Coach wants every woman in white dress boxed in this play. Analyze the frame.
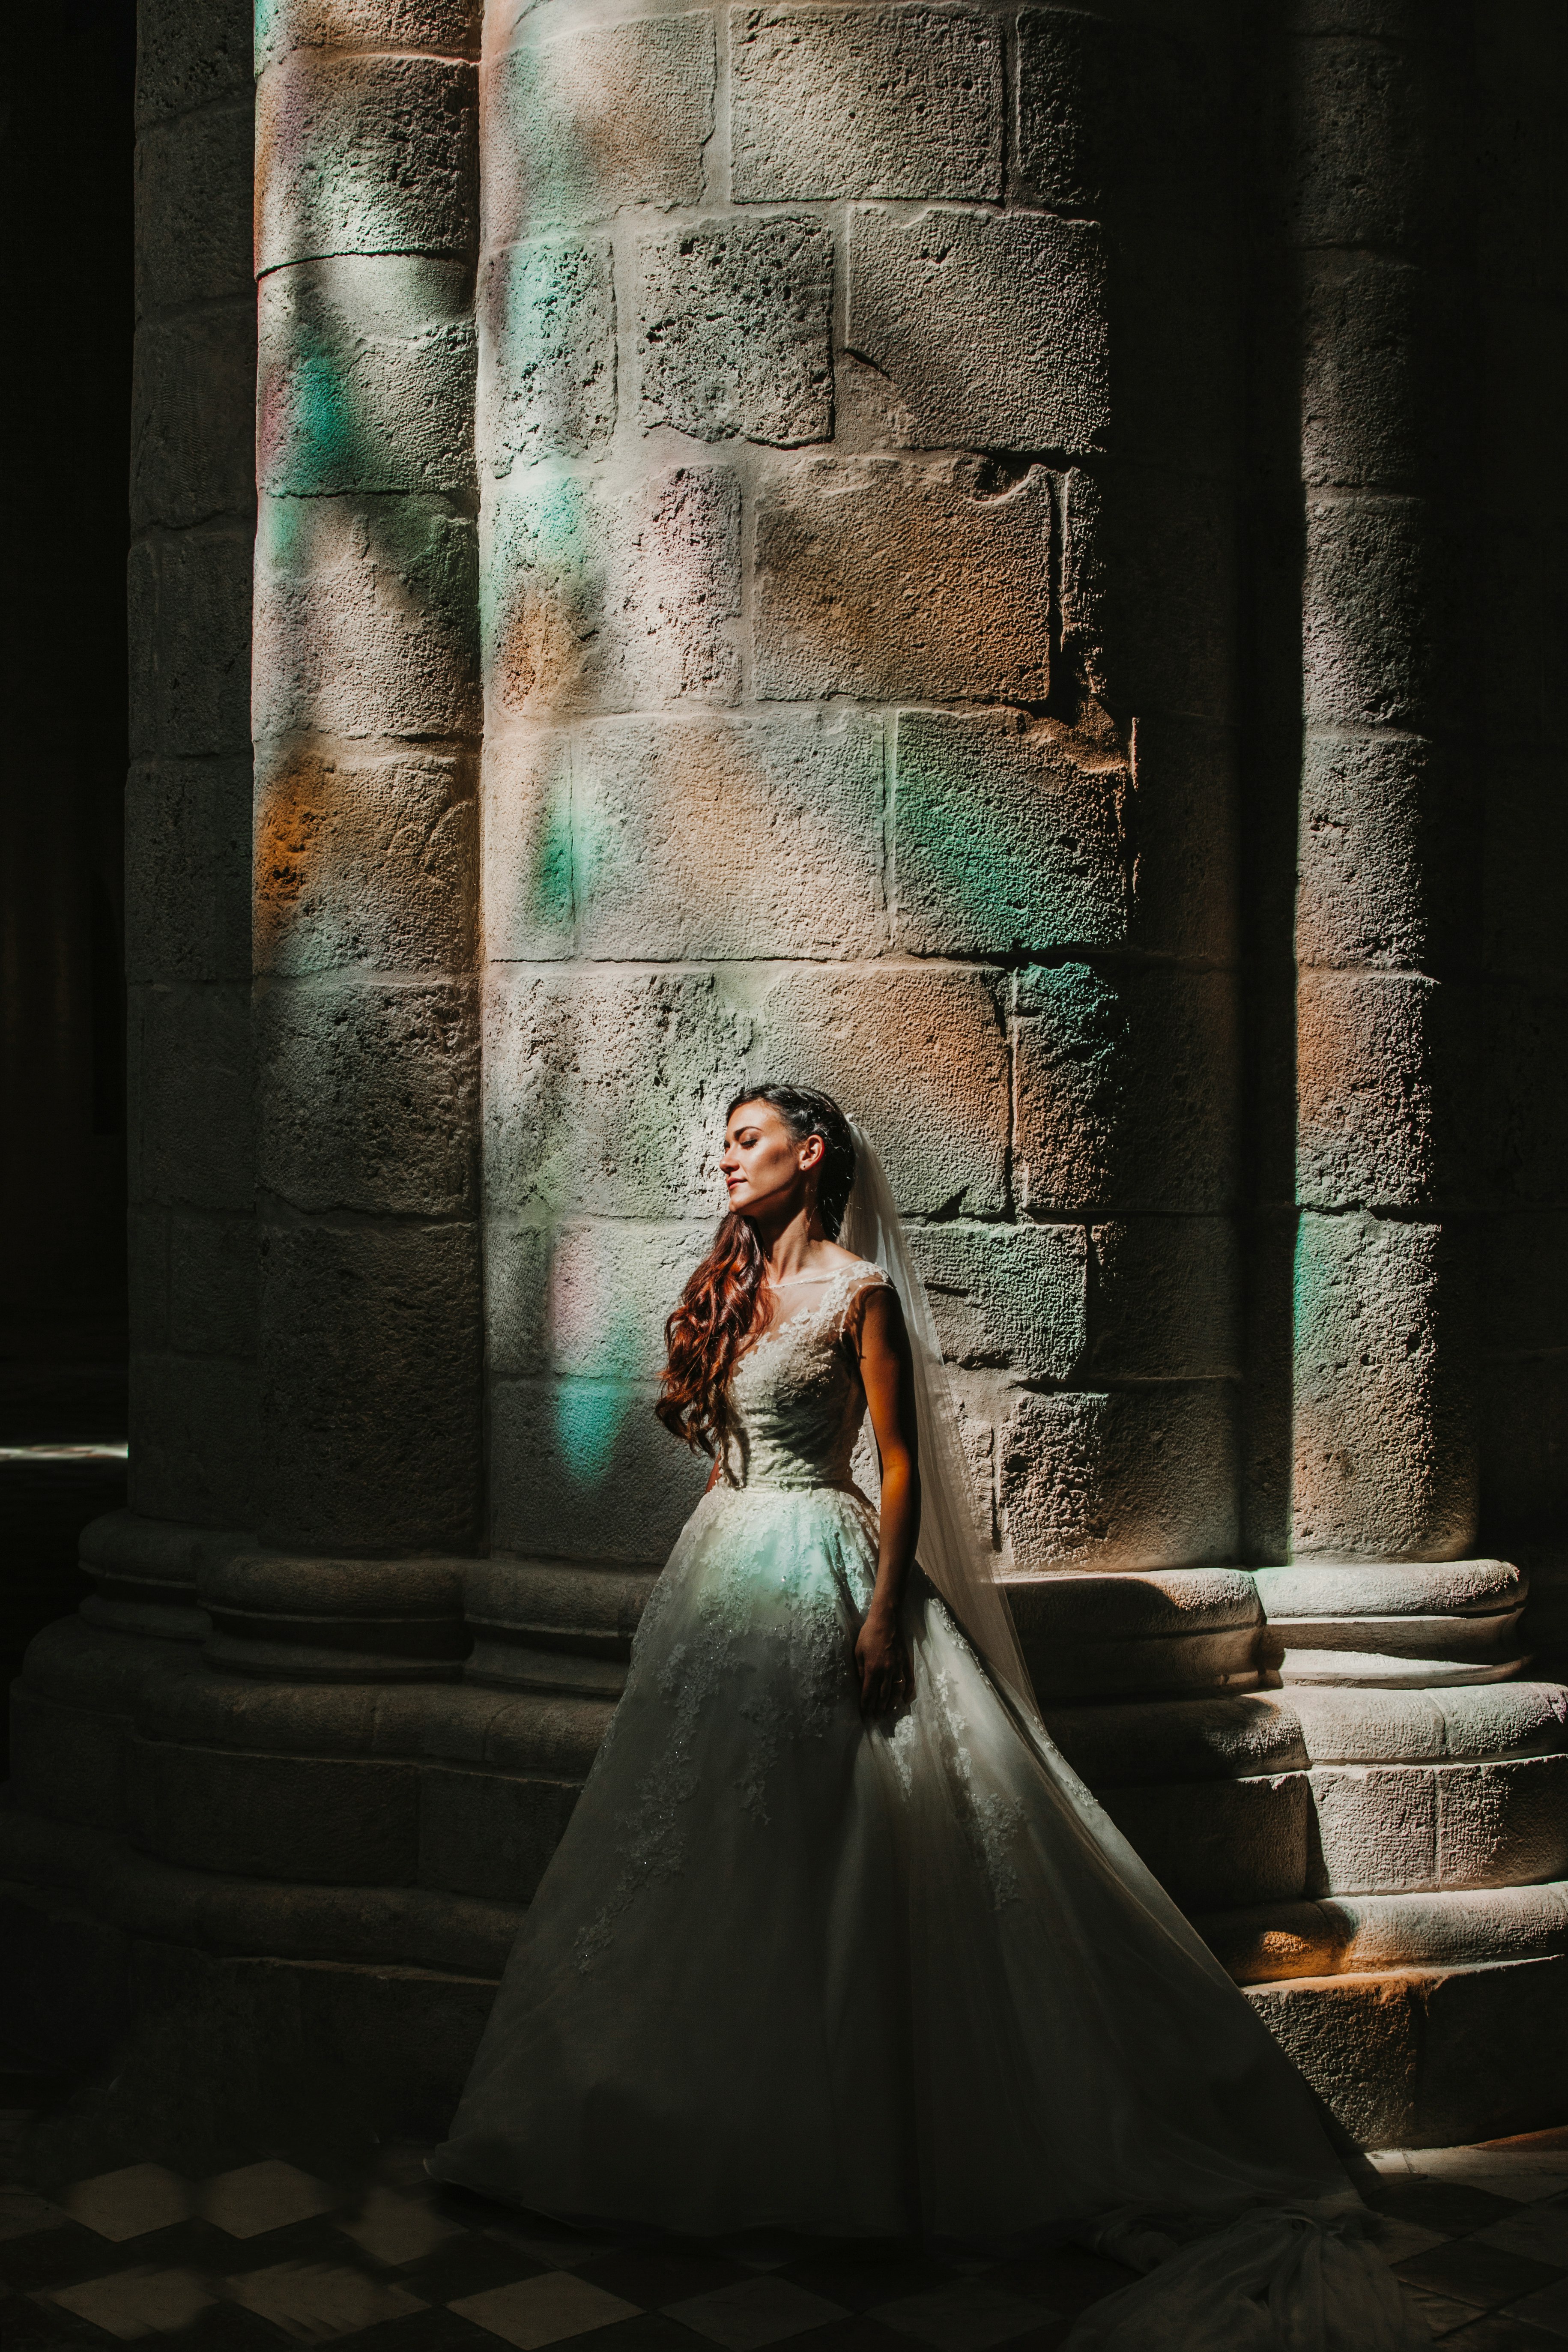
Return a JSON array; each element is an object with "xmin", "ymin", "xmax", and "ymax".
[{"xmin": 431, "ymin": 1086, "xmax": 1425, "ymax": 2349}]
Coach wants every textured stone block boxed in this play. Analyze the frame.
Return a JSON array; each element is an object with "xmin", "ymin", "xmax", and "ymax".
[
  {"xmin": 128, "ymin": 1351, "xmax": 257, "ymax": 1529},
  {"xmin": 129, "ymin": 981, "xmax": 253, "ymax": 1215},
  {"xmin": 760, "ymin": 966, "xmax": 1009, "ymax": 1217},
  {"xmin": 1301, "ymin": 249, "xmax": 1461, "ymax": 491},
  {"xmin": 572, "ymin": 713, "xmax": 885, "ymax": 959},
  {"xmin": 136, "ymin": 0, "xmax": 251, "ymax": 126},
  {"xmin": 1063, "ymin": 468, "xmax": 1236, "ymax": 723},
  {"xmin": 482, "ymin": 728, "xmax": 575, "ymax": 960},
  {"xmin": 129, "ymin": 1210, "xmax": 171, "ymax": 1352},
  {"xmin": 488, "ymin": 1217, "xmax": 717, "ymax": 1382},
  {"xmin": 169, "ymin": 1214, "xmax": 258, "ymax": 1360},
  {"xmin": 259, "ymin": 256, "xmax": 476, "ymax": 499},
  {"xmin": 484, "ymin": 16, "xmax": 714, "ymax": 241},
  {"xmin": 256, "ymin": 0, "xmax": 481, "ymax": 74},
  {"xmin": 1104, "ymin": 1775, "xmax": 1309, "ymax": 1911},
  {"xmin": 128, "ymin": 527, "xmax": 252, "ymax": 759},
  {"xmin": 136, "ymin": 105, "xmax": 254, "ymax": 312},
  {"xmin": 1297, "ymin": 729, "xmax": 1454, "ymax": 970},
  {"xmin": 1296, "ymin": 969, "xmax": 1468, "ymax": 1208},
  {"xmin": 1000, "ymin": 1384, "xmax": 1238, "ymax": 1571},
  {"xmin": 732, "ymin": 8, "xmax": 1001, "ymax": 201},
  {"xmin": 755, "ymin": 459, "xmax": 1051, "ymax": 705},
  {"xmin": 132, "ymin": 1743, "xmax": 418, "ymax": 1883},
  {"xmin": 256, "ymin": 976, "xmax": 479, "ymax": 1218},
  {"xmin": 257, "ymin": 1219, "xmax": 481, "ymax": 1551},
  {"xmin": 1045, "ymin": 1693, "xmax": 1309, "ymax": 1790},
  {"xmin": 637, "ymin": 217, "xmax": 833, "ymax": 446},
  {"xmin": 132, "ymin": 309, "xmax": 257, "ymax": 532},
  {"xmin": 485, "ymin": 968, "xmax": 751, "ymax": 1219},
  {"xmin": 256, "ymin": 54, "xmax": 479, "ymax": 274},
  {"xmin": 1303, "ymin": 494, "xmax": 1451, "ymax": 732},
  {"xmin": 911, "ymin": 1223, "xmax": 1085, "ymax": 1382},
  {"xmin": 481, "ymin": 237, "xmax": 614, "ymax": 474},
  {"xmin": 894, "ymin": 710, "xmax": 1126, "ymax": 956},
  {"xmin": 125, "ymin": 759, "xmax": 252, "ymax": 985},
  {"xmin": 490, "ymin": 1377, "xmax": 707, "ymax": 1564},
  {"xmin": 1087, "ymin": 1217, "xmax": 1240, "ymax": 1381},
  {"xmin": 418, "ymin": 1767, "xmax": 579, "ymax": 1904},
  {"xmin": 1289, "ymin": 35, "xmax": 1457, "ymax": 251},
  {"xmin": 1291, "ymin": 1211, "xmax": 1477, "ymax": 1563},
  {"xmin": 486, "ymin": 466, "xmax": 740, "ymax": 715},
  {"xmin": 847, "ymin": 208, "xmax": 1105, "ymax": 454},
  {"xmin": 255, "ymin": 747, "xmax": 476, "ymax": 977},
  {"xmin": 253, "ymin": 493, "xmax": 479, "ymax": 743},
  {"xmin": 1014, "ymin": 962, "xmax": 1239, "ymax": 1214},
  {"xmin": 1014, "ymin": 10, "xmax": 1225, "ymax": 218}
]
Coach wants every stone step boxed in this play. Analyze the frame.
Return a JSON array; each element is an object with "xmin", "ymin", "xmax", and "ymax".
[{"xmin": 1197, "ymin": 1880, "xmax": 1568, "ymax": 1983}]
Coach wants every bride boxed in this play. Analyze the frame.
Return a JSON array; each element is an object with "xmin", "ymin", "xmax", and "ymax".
[{"xmin": 431, "ymin": 1086, "xmax": 1425, "ymax": 2348}]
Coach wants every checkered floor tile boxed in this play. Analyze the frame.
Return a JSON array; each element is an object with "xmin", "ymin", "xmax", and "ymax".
[{"xmin": 6, "ymin": 2127, "xmax": 1568, "ymax": 2347}]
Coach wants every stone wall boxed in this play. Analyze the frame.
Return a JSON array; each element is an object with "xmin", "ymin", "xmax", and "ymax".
[{"xmin": 3, "ymin": 0, "xmax": 1568, "ymax": 2162}]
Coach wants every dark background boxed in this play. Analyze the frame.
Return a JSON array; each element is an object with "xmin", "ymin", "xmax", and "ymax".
[{"xmin": 0, "ymin": 0, "xmax": 140, "ymax": 1725}]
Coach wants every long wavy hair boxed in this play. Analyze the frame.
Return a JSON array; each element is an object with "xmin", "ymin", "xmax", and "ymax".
[{"xmin": 656, "ymin": 1085, "xmax": 857, "ymax": 1459}]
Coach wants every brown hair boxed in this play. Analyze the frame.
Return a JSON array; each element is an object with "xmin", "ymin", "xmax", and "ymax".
[{"xmin": 655, "ymin": 1085, "xmax": 857, "ymax": 1458}]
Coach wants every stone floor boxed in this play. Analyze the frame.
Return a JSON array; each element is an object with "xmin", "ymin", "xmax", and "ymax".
[{"xmin": 6, "ymin": 2123, "xmax": 1568, "ymax": 2349}]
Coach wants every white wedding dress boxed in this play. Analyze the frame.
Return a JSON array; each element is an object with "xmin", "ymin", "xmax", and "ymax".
[{"xmin": 432, "ymin": 1260, "xmax": 1425, "ymax": 2349}]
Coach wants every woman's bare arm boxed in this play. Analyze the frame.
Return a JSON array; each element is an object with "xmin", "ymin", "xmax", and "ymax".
[{"xmin": 854, "ymin": 1281, "xmax": 920, "ymax": 1715}]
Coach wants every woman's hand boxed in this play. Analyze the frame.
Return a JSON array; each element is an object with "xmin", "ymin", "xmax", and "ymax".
[{"xmin": 855, "ymin": 1606, "xmax": 911, "ymax": 1718}]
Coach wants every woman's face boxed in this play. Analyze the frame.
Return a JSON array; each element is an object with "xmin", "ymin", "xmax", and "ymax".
[{"xmin": 720, "ymin": 1100, "xmax": 824, "ymax": 1222}]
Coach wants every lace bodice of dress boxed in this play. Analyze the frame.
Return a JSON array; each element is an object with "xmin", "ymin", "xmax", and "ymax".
[{"xmin": 723, "ymin": 1261, "xmax": 889, "ymax": 1492}]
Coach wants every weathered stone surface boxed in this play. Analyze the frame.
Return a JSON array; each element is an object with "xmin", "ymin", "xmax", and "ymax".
[
  {"xmin": 1298, "ymin": 729, "xmax": 1454, "ymax": 969},
  {"xmin": 894, "ymin": 710, "xmax": 1126, "ymax": 956},
  {"xmin": 256, "ymin": 977, "xmax": 479, "ymax": 1218},
  {"xmin": 1063, "ymin": 467, "xmax": 1236, "ymax": 723},
  {"xmin": 1001, "ymin": 1386, "xmax": 1239, "ymax": 1572},
  {"xmin": 1105, "ymin": 1775, "xmax": 1309, "ymax": 1911},
  {"xmin": 258, "ymin": 1219, "xmax": 481, "ymax": 1552},
  {"xmin": 1046, "ymin": 1693, "xmax": 1309, "ymax": 1790},
  {"xmin": 259, "ymin": 256, "xmax": 476, "ymax": 499},
  {"xmin": 1290, "ymin": 33, "xmax": 1457, "ymax": 251},
  {"xmin": 128, "ymin": 1352, "xmax": 257, "ymax": 1530},
  {"xmin": 136, "ymin": 106, "xmax": 254, "ymax": 313},
  {"xmin": 1122, "ymin": 714, "xmax": 1238, "ymax": 962},
  {"xmin": 755, "ymin": 459, "xmax": 1052, "ymax": 704},
  {"xmin": 1301, "ymin": 249, "xmax": 1460, "ymax": 490},
  {"xmin": 255, "ymin": 748, "xmax": 476, "ymax": 977},
  {"xmin": 256, "ymin": 0, "xmax": 481, "ymax": 74},
  {"xmin": 168, "ymin": 1214, "xmax": 258, "ymax": 1360},
  {"xmin": 1289, "ymin": 1681, "xmax": 1568, "ymax": 1767},
  {"xmin": 491, "ymin": 1377, "xmax": 707, "ymax": 1564},
  {"xmin": 1291, "ymin": 1211, "xmax": 1476, "ymax": 1563},
  {"xmin": 256, "ymin": 54, "xmax": 479, "ymax": 274},
  {"xmin": 129, "ymin": 983, "xmax": 253, "ymax": 1216},
  {"xmin": 911, "ymin": 1222, "xmax": 1085, "ymax": 1381},
  {"xmin": 133, "ymin": 1743, "xmax": 419, "ymax": 1884},
  {"xmin": 484, "ymin": 16, "xmax": 714, "ymax": 241},
  {"xmin": 1014, "ymin": 10, "xmax": 1225, "ymax": 217},
  {"xmin": 487, "ymin": 1218, "xmax": 715, "ymax": 1382},
  {"xmin": 136, "ymin": 0, "xmax": 251, "ymax": 125},
  {"xmin": 481, "ymin": 237, "xmax": 614, "ymax": 473},
  {"xmin": 637, "ymin": 218, "xmax": 833, "ymax": 446},
  {"xmin": 1308, "ymin": 1755, "xmax": 1568, "ymax": 1897},
  {"xmin": 132, "ymin": 310, "xmax": 257, "ymax": 532},
  {"xmin": 847, "ymin": 208, "xmax": 1106, "ymax": 454},
  {"xmin": 126, "ymin": 760, "xmax": 252, "ymax": 986},
  {"xmin": 482, "ymin": 728, "xmax": 575, "ymax": 961},
  {"xmin": 485, "ymin": 969, "xmax": 750, "ymax": 1220},
  {"xmin": 571, "ymin": 713, "xmax": 885, "ymax": 960},
  {"xmin": 486, "ymin": 466, "xmax": 740, "ymax": 715},
  {"xmin": 1303, "ymin": 494, "xmax": 1451, "ymax": 732},
  {"xmin": 1087, "ymin": 1217, "xmax": 1240, "ymax": 1381},
  {"xmin": 760, "ymin": 966, "xmax": 1009, "ymax": 1217},
  {"xmin": 418, "ymin": 1767, "xmax": 577, "ymax": 1904},
  {"xmin": 1014, "ymin": 962, "xmax": 1238, "ymax": 1214},
  {"xmin": 732, "ymin": 7, "xmax": 1002, "ymax": 202},
  {"xmin": 253, "ymin": 494, "xmax": 479, "ymax": 743},
  {"xmin": 128, "ymin": 527, "xmax": 252, "ymax": 759},
  {"xmin": 1296, "ymin": 970, "xmax": 1468, "ymax": 1207},
  {"xmin": 1008, "ymin": 1567, "xmax": 1263, "ymax": 1700}
]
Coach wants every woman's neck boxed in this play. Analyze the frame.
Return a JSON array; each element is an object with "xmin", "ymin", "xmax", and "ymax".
[{"xmin": 753, "ymin": 1204, "xmax": 829, "ymax": 1285}]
